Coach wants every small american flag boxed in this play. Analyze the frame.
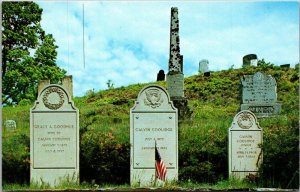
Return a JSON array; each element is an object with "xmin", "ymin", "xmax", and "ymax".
[{"xmin": 155, "ymin": 141, "xmax": 167, "ymax": 181}]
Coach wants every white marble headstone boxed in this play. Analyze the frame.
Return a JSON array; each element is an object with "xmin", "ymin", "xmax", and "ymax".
[
  {"xmin": 130, "ymin": 85, "xmax": 178, "ymax": 186},
  {"xmin": 228, "ymin": 110, "xmax": 262, "ymax": 179},
  {"xmin": 199, "ymin": 59, "xmax": 209, "ymax": 74},
  {"xmin": 30, "ymin": 84, "xmax": 79, "ymax": 186}
]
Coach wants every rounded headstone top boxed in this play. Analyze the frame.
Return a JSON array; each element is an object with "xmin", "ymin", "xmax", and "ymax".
[
  {"xmin": 243, "ymin": 54, "xmax": 257, "ymax": 60},
  {"xmin": 230, "ymin": 110, "xmax": 261, "ymax": 130},
  {"xmin": 131, "ymin": 85, "xmax": 176, "ymax": 112},
  {"xmin": 32, "ymin": 84, "xmax": 77, "ymax": 111}
]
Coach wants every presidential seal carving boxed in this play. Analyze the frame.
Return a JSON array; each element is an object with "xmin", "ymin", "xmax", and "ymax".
[
  {"xmin": 144, "ymin": 88, "xmax": 164, "ymax": 108},
  {"xmin": 42, "ymin": 87, "xmax": 65, "ymax": 110},
  {"xmin": 237, "ymin": 112, "xmax": 253, "ymax": 129}
]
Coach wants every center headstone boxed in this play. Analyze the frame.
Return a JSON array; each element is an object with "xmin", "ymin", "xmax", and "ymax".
[
  {"xmin": 240, "ymin": 71, "xmax": 281, "ymax": 117},
  {"xmin": 130, "ymin": 85, "xmax": 178, "ymax": 186},
  {"xmin": 30, "ymin": 84, "xmax": 79, "ymax": 186},
  {"xmin": 228, "ymin": 110, "xmax": 263, "ymax": 179}
]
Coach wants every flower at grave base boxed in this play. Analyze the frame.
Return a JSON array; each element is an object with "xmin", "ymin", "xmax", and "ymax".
[
  {"xmin": 24, "ymin": 158, "xmax": 31, "ymax": 164},
  {"xmin": 246, "ymin": 173, "xmax": 258, "ymax": 183},
  {"xmin": 115, "ymin": 144, "xmax": 122, "ymax": 150},
  {"xmin": 107, "ymin": 132, "xmax": 114, "ymax": 139}
]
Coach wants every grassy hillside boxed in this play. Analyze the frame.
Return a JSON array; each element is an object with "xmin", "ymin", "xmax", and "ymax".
[{"xmin": 2, "ymin": 62, "xmax": 299, "ymax": 189}]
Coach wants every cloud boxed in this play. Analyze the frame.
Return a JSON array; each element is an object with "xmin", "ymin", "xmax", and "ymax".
[{"xmin": 38, "ymin": 1, "xmax": 299, "ymax": 96}]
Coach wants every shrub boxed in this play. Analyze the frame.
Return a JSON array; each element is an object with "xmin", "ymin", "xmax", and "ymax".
[
  {"xmin": 18, "ymin": 99, "xmax": 32, "ymax": 106},
  {"xmin": 80, "ymin": 129, "xmax": 130, "ymax": 184},
  {"xmin": 3, "ymin": 133, "xmax": 30, "ymax": 184}
]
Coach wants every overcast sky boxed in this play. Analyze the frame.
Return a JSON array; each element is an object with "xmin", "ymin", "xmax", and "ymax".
[{"xmin": 37, "ymin": 1, "xmax": 299, "ymax": 97}]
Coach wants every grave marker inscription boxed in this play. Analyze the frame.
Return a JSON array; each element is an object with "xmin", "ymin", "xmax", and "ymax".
[
  {"xmin": 130, "ymin": 85, "xmax": 178, "ymax": 186},
  {"xmin": 30, "ymin": 84, "xmax": 79, "ymax": 186},
  {"xmin": 228, "ymin": 110, "xmax": 262, "ymax": 179},
  {"xmin": 241, "ymin": 72, "xmax": 281, "ymax": 117}
]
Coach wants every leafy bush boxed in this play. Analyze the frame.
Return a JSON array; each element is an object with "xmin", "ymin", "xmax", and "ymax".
[
  {"xmin": 259, "ymin": 116, "xmax": 299, "ymax": 188},
  {"xmin": 3, "ymin": 132, "xmax": 30, "ymax": 184},
  {"xmin": 80, "ymin": 128, "xmax": 130, "ymax": 184},
  {"xmin": 18, "ymin": 99, "xmax": 32, "ymax": 106}
]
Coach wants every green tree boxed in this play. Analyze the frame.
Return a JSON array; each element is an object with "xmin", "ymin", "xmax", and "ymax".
[{"xmin": 2, "ymin": 1, "xmax": 66, "ymax": 104}]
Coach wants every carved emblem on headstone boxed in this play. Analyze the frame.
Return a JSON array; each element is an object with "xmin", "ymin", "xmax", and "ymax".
[
  {"xmin": 130, "ymin": 85, "xmax": 178, "ymax": 186},
  {"xmin": 228, "ymin": 110, "xmax": 262, "ymax": 180},
  {"xmin": 237, "ymin": 112, "xmax": 253, "ymax": 129},
  {"xmin": 42, "ymin": 87, "xmax": 65, "ymax": 110},
  {"xmin": 144, "ymin": 89, "xmax": 164, "ymax": 108}
]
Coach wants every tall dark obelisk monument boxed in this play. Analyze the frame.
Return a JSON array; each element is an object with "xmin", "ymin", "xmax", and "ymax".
[{"xmin": 166, "ymin": 7, "xmax": 192, "ymax": 120}]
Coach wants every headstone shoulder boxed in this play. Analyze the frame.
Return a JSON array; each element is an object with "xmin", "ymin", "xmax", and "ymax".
[{"xmin": 229, "ymin": 110, "xmax": 261, "ymax": 131}]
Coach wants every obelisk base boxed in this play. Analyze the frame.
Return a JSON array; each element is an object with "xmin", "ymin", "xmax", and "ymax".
[{"xmin": 171, "ymin": 98, "xmax": 192, "ymax": 122}]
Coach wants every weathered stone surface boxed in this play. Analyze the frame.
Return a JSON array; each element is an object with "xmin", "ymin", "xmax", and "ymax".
[
  {"xmin": 157, "ymin": 70, "xmax": 165, "ymax": 81},
  {"xmin": 168, "ymin": 7, "xmax": 183, "ymax": 74},
  {"xmin": 62, "ymin": 75, "xmax": 73, "ymax": 98},
  {"xmin": 240, "ymin": 72, "xmax": 281, "ymax": 117},
  {"xmin": 172, "ymin": 99, "xmax": 192, "ymax": 122},
  {"xmin": 166, "ymin": 73, "xmax": 184, "ymax": 98},
  {"xmin": 4, "ymin": 120, "xmax": 16, "ymax": 129},
  {"xmin": 199, "ymin": 59, "xmax": 209, "ymax": 74},
  {"xmin": 38, "ymin": 80, "xmax": 50, "ymax": 96},
  {"xmin": 228, "ymin": 110, "xmax": 263, "ymax": 179},
  {"xmin": 130, "ymin": 85, "xmax": 178, "ymax": 186},
  {"xmin": 30, "ymin": 84, "xmax": 79, "ymax": 186},
  {"xmin": 165, "ymin": 7, "xmax": 192, "ymax": 121},
  {"xmin": 243, "ymin": 54, "xmax": 257, "ymax": 66}
]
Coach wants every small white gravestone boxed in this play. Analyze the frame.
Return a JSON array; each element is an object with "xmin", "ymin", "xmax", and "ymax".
[
  {"xmin": 199, "ymin": 59, "xmax": 209, "ymax": 74},
  {"xmin": 228, "ymin": 110, "xmax": 263, "ymax": 179},
  {"xmin": 5, "ymin": 120, "xmax": 16, "ymax": 130},
  {"xmin": 30, "ymin": 84, "xmax": 79, "ymax": 186},
  {"xmin": 130, "ymin": 85, "xmax": 178, "ymax": 186}
]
